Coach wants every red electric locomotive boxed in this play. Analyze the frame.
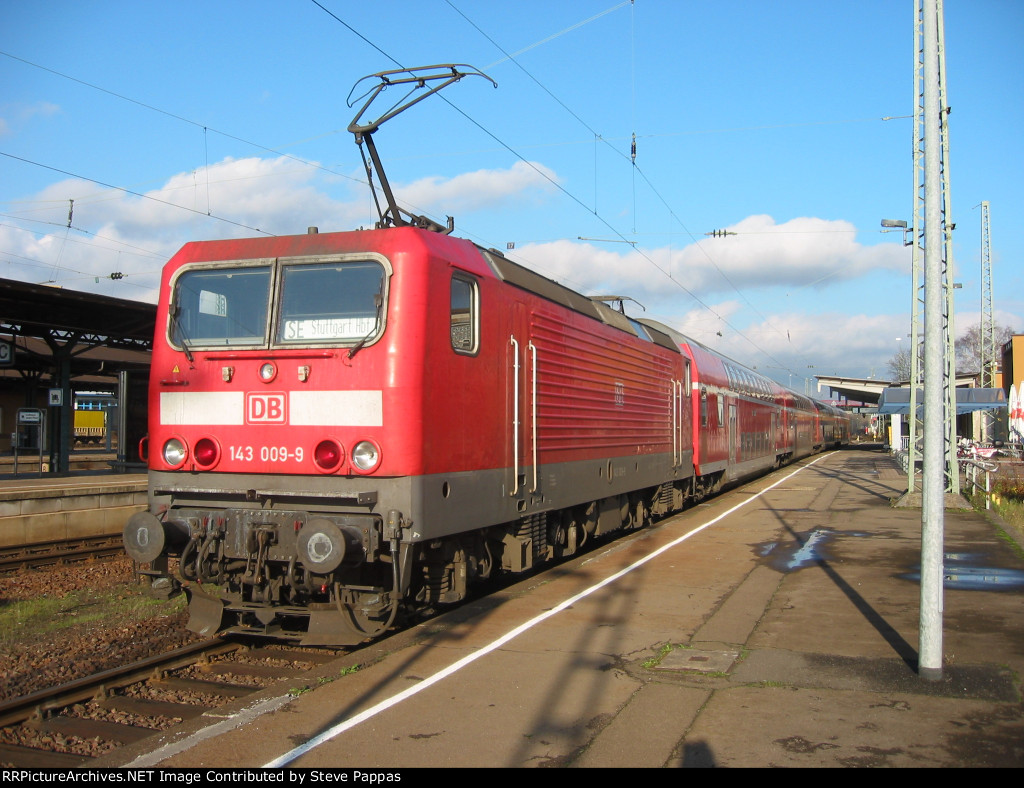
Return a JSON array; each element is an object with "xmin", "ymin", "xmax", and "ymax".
[
  {"xmin": 122, "ymin": 64, "xmax": 849, "ymax": 644},
  {"xmin": 124, "ymin": 226, "xmax": 698, "ymax": 643}
]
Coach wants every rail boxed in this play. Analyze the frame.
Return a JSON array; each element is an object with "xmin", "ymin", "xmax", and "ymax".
[
  {"xmin": 0, "ymin": 535, "xmax": 126, "ymax": 573},
  {"xmin": 0, "ymin": 638, "xmax": 345, "ymax": 766}
]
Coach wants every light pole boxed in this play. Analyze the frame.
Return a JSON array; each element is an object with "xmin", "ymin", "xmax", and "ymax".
[{"xmin": 881, "ymin": 218, "xmax": 912, "ymax": 246}]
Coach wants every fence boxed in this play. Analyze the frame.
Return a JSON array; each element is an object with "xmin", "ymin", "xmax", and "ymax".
[{"xmin": 963, "ymin": 458, "xmax": 998, "ymax": 509}]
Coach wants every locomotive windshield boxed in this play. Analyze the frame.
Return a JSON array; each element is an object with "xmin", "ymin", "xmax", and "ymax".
[
  {"xmin": 171, "ymin": 266, "xmax": 272, "ymax": 347},
  {"xmin": 169, "ymin": 259, "xmax": 387, "ymax": 349},
  {"xmin": 277, "ymin": 261, "xmax": 384, "ymax": 344}
]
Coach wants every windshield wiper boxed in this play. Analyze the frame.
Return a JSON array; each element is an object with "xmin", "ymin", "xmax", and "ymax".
[
  {"xmin": 348, "ymin": 293, "xmax": 384, "ymax": 360},
  {"xmin": 169, "ymin": 304, "xmax": 195, "ymax": 364}
]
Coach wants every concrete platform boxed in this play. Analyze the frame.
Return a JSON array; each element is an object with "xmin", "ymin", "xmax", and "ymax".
[
  {"xmin": 96, "ymin": 448, "xmax": 1024, "ymax": 768},
  {"xmin": 0, "ymin": 472, "xmax": 146, "ymax": 547}
]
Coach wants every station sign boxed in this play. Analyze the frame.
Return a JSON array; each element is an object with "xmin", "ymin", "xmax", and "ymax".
[
  {"xmin": 0, "ymin": 340, "xmax": 12, "ymax": 367},
  {"xmin": 17, "ymin": 409, "xmax": 42, "ymax": 424},
  {"xmin": 48, "ymin": 388, "xmax": 64, "ymax": 406}
]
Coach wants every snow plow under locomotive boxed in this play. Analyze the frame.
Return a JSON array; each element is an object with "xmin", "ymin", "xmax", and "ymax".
[{"xmin": 122, "ymin": 65, "xmax": 850, "ymax": 645}]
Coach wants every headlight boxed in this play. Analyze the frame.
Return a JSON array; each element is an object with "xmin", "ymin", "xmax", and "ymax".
[
  {"xmin": 351, "ymin": 440, "xmax": 380, "ymax": 472},
  {"xmin": 258, "ymin": 362, "xmax": 277, "ymax": 382},
  {"xmin": 163, "ymin": 438, "xmax": 188, "ymax": 468}
]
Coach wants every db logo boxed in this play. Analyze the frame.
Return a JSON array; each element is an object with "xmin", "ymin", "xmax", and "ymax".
[{"xmin": 246, "ymin": 392, "xmax": 287, "ymax": 424}]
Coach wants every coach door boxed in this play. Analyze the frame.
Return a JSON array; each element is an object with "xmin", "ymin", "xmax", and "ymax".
[
  {"xmin": 729, "ymin": 403, "xmax": 738, "ymax": 465},
  {"xmin": 672, "ymin": 359, "xmax": 692, "ymax": 471}
]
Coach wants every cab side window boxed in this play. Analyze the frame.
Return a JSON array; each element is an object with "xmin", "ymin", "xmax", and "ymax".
[{"xmin": 451, "ymin": 275, "xmax": 479, "ymax": 354}]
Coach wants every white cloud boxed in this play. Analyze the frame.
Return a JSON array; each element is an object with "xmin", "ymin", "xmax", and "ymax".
[
  {"xmin": 6, "ymin": 159, "xmax": 986, "ymax": 387},
  {"xmin": 395, "ymin": 160, "xmax": 558, "ymax": 217},
  {"xmin": 0, "ymin": 156, "xmax": 348, "ymax": 301},
  {"xmin": 103, "ymin": 156, "xmax": 353, "ymax": 237},
  {"xmin": 0, "ymin": 155, "xmax": 563, "ymax": 301},
  {"xmin": 514, "ymin": 215, "xmax": 910, "ymax": 305},
  {"xmin": 716, "ymin": 311, "xmax": 905, "ymax": 377}
]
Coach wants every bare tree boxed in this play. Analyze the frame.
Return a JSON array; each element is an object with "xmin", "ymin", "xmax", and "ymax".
[
  {"xmin": 955, "ymin": 323, "xmax": 1016, "ymax": 374},
  {"xmin": 887, "ymin": 347, "xmax": 913, "ymax": 382},
  {"xmin": 886, "ymin": 322, "xmax": 1015, "ymax": 382}
]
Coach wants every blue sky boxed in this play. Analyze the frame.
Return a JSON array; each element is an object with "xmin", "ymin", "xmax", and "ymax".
[{"xmin": 1, "ymin": 1, "xmax": 1021, "ymax": 393}]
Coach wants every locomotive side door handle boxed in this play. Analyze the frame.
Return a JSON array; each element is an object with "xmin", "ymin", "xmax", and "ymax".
[
  {"xmin": 510, "ymin": 334, "xmax": 520, "ymax": 496},
  {"xmin": 672, "ymin": 379, "xmax": 680, "ymax": 468},
  {"xmin": 529, "ymin": 340, "xmax": 537, "ymax": 494}
]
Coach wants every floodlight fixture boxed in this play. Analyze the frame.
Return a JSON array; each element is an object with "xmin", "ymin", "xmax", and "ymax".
[{"xmin": 880, "ymin": 218, "xmax": 912, "ymax": 246}]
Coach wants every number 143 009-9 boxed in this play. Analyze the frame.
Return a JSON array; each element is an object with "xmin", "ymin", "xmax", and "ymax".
[{"xmin": 230, "ymin": 446, "xmax": 304, "ymax": 462}]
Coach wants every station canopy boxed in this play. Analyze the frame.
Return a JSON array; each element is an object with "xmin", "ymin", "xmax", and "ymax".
[
  {"xmin": 876, "ymin": 387, "xmax": 1008, "ymax": 415},
  {"xmin": 0, "ymin": 277, "xmax": 155, "ymax": 390}
]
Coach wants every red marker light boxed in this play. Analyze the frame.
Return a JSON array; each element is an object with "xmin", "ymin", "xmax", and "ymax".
[
  {"xmin": 194, "ymin": 438, "xmax": 219, "ymax": 468},
  {"xmin": 314, "ymin": 439, "xmax": 343, "ymax": 471}
]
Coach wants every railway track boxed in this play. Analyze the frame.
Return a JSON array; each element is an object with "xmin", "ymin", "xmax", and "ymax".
[
  {"xmin": 0, "ymin": 637, "xmax": 346, "ymax": 767},
  {"xmin": 0, "ymin": 535, "xmax": 126, "ymax": 573}
]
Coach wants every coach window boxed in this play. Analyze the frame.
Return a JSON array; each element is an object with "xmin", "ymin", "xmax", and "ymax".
[{"xmin": 451, "ymin": 275, "xmax": 479, "ymax": 354}]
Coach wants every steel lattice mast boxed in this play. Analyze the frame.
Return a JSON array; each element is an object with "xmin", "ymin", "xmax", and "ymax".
[
  {"xmin": 979, "ymin": 200, "xmax": 996, "ymax": 442},
  {"xmin": 908, "ymin": 0, "xmax": 958, "ymax": 497}
]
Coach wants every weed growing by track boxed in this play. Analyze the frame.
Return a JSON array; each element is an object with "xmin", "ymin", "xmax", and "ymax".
[
  {"xmin": 967, "ymin": 462, "xmax": 1024, "ymax": 556},
  {"xmin": 0, "ymin": 586, "xmax": 185, "ymax": 647},
  {"xmin": 992, "ymin": 470, "xmax": 1024, "ymax": 531}
]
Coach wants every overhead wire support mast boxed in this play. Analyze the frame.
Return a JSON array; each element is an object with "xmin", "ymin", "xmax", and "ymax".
[
  {"xmin": 979, "ymin": 200, "xmax": 995, "ymax": 443},
  {"xmin": 915, "ymin": 0, "xmax": 955, "ymax": 684},
  {"xmin": 346, "ymin": 64, "xmax": 496, "ymax": 235},
  {"xmin": 908, "ymin": 0, "xmax": 958, "ymax": 498}
]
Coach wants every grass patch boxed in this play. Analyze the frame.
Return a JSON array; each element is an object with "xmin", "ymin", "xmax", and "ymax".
[
  {"xmin": 984, "ymin": 487, "xmax": 1024, "ymax": 551},
  {"xmin": 0, "ymin": 585, "xmax": 184, "ymax": 646},
  {"xmin": 992, "ymin": 467, "xmax": 1024, "ymax": 523},
  {"xmin": 288, "ymin": 665, "xmax": 360, "ymax": 696},
  {"xmin": 992, "ymin": 496, "xmax": 1024, "ymax": 530},
  {"xmin": 642, "ymin": 643, "xmax": 687, "ymax": 669},
  {"xmin": 968, "ymin": 463, "xmax": 1024, "ymax": 554}
]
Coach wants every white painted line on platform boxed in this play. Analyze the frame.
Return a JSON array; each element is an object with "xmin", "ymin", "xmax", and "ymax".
[
  {"xmin": 264, "ymin": 454, "xmax": 829, "ymax": 768},
  {"xmin": 124, "ymin": 695, "xmax": 296, "ymax": 768},
  {"xmin": 122, "ymin": 455, "xmax": 830, "ymax": 768}
]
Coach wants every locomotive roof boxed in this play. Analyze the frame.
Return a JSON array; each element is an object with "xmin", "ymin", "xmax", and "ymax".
[
  {"xmin": 163, "ymin": 227, "xmax": 682, "ymax": 353},
  {"xmin": 637, "ymin": 316, "xmax": 827, "ymax": 407},
  {"xmin": 477, "ymin": 246, "xmax": 680, "ymax": 354}
]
